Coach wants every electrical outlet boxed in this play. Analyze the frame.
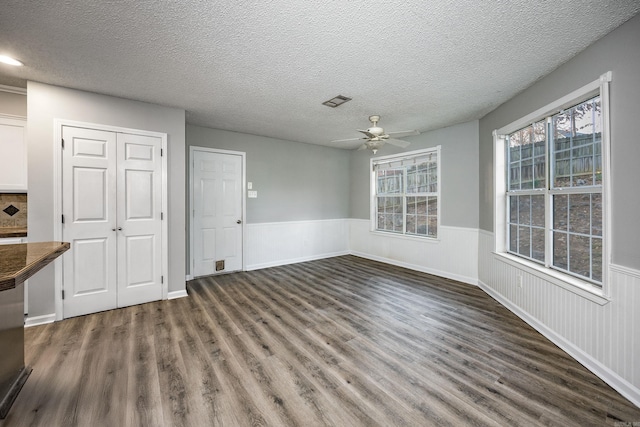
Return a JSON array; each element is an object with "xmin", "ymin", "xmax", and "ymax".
[{"xmin": 517, "ymin": 275, "xmax": 523, "ymax": 288}]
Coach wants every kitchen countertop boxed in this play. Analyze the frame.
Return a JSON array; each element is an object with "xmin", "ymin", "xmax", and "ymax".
[
  {"xmin": 0, "ymin": 242, "xmax": 70, "ymax": 292},
  {"xmin": 0, "ymin": 228, "xmax": 28, "ymax": 238}
]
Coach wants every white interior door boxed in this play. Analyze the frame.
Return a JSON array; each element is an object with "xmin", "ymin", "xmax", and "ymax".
[
  {"xmin": 62, "ymin": 126, "xmax": 163, "ymax": 318},
  {"xmin": 192, "ymin": 149, "xmax": 243, "ymax": 277},
  {"xmin": 116, "ymin": 133, "xmax": 163, "ymax": 307},
  {"xmin": 62, "ymin": 126, "xmax": 118, "ymax": 318}
]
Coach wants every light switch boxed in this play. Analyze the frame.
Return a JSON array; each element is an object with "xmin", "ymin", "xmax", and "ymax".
[
  {"xmin": 248, "ymin": 182, "xmax": 253, "ymax": 190},
  {"xmin": 248, "ymin": 190, "xmax": 258, "ymax": 198}
]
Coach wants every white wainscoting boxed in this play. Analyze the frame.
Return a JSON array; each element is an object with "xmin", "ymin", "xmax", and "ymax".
[
  {"xmin": 245, "ymin": 219, "xmax": 350, "ymax": 271},
  {"xmin": 348, "ymin": 219, "xmax": 478, "ymax": 286},
  {"xmin": 478, "ymin": 229, "xmax": 640, "ymax": 408}
]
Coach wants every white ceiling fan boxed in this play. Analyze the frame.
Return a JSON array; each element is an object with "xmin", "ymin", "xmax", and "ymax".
[{"xmin": 332, "ymin": 115, "xmax": 419, "ymax": 154}]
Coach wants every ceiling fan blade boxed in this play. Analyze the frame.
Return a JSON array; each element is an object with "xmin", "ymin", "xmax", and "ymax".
[
  {"xmin": 386, "ymin": 138, "xmax": 411, "ymax": 148},
  {"xmin": 330, "ymin": 137, "xmax": 364, "ymax": 143},
  {"xmin": 387, "ymin": 130, "xmax": 420, "ymax": 138},
  {"xmin": 358, "ymin": 129, "xmax": 377, "ymax": 139}
]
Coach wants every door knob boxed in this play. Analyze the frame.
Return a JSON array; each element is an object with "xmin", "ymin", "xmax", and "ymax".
[
  {"xmin": 236, "ymin": 220, "xmax": 242, "ymax": 224},
  {"xmin": 112, "ymin": 227, "xmax": 123, "ymax": 231}
]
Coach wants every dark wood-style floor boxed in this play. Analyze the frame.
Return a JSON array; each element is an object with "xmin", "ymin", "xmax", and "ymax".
[{"xmin": 2, "ymin": 255, "xmax": 639, "ymax": 426}]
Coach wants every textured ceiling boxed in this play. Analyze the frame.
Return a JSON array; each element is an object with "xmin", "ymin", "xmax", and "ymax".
[{"xmin": 0, "ymin": 1, "xmax": 638, "ymax": 148}]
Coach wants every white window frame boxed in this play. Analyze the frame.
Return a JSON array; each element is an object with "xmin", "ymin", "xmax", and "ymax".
[
  {"xmin": 493, "ymin": 72, "xmax": 612, "ymax": 304},
  {"xmin": 370, "ymin": 146, "xmax": 441, "ymax": 240}
]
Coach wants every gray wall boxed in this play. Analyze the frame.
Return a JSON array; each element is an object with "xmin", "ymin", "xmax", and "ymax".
[
  {"xmin": 186, "ymin": 125, "xmax": 351, "ymax": 275},
  {"xmin": 349, "ymin": 120, "xmax": 479, "ymax": 229},
  {"xmin": 0, "ymin": 90, "xmax": 26, "ymax": 117},
  {"xmin": 27, "ymin": 82, "xmax": 186, "ymax": 317},
  {"xmin": 186, "ymin": 125, "xmax": 350, "ymax": 223},
  {"xmin": 479, "ymin": 13, "xmax": 640, "ymax": 270}
]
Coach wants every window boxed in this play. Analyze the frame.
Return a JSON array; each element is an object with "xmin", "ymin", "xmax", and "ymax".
[
  {"xmin": 496, "ymin": 72, "xmax": 610, "ymax": 295},
  {"xmin": 371, "ymin": 147, "xmax": 440, "ymax": 238},
  {"xmin": 507, "ymin": 96, "xmax": 603, "ymax": 284}
]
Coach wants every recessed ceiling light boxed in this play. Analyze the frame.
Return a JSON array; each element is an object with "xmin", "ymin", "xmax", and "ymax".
[
  {"xmin": 0, "ymin": 55, "xmax": 24, "ymax": 66},
  {"xmin": 322, "ymin": 95, "xmax": 352, "ymax": 108}
]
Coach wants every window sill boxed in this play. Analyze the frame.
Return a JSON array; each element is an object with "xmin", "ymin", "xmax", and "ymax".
[
  {"xmin": 369, "ymin": 229, "xmax": 440, "ymax": 244},
  {"xmin": 493, "ymin": 252, "xmax": 610, "ymax": 305}
]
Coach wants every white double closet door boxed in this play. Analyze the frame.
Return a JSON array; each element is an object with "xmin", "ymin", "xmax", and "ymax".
[{"xmin": 62, "ymin": 126, "xmax": 163, "ymax": 318}]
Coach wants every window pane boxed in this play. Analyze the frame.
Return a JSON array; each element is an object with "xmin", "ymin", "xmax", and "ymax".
[
  {"xmin": 518, "ymin": 195, "xmax": 530, "ymax": 225},
  {"xmin": 569, "ymin": 194, "xmax": 591, "ymax": 235},
  {"xmin": 534, "ymin": 155, "xmax": 546, "ymax": 188},
  {"xmin": 518, "ymin": 226, "xmax": 530, "ymax": 258},
  {"xmin": 553, "ymin": 111, "xmax": 572, "ymax": 143},
  {"xmin": 377, "ymin": 169, "xmax": 403, "ymax": 194},
  {"xmin": 406, "ymin": 215, "xmax": 416, "ymax": 234},
  {"xmin": 406, "ymin": 196, "xmax": 427, "ymax": 236},
  {"xmin": 591, "ymin": 194, "xmax": 602, "ymax": 236},
  {"xmin": 377, "ymin": 196, "xmax": 403, "ymax": 232},
  {"xmin": 427, "ymin": 196, "xmax": 437, "ymax": 216},
  {"xmin": 407, "ymin": 162, "xmax": 435, "ymax": 193},
  {"xmin": 510, "ymin": 225, "xmax": 518, "ymax": 253},
  {"xmin": 572, "ymin": 144, "xmax": 594, "ymax": 186},
  {"xmin": 521, "ymin": 159, "xmax": 533, "ymax": 189},
  {"xmin": 428, "ymin": 217, "xmax": 437, "ymax": 238},
  {"xmin": 553, "ymin": 195, "xmax": 568, "ymax": 231},
  {"xmin": 553, "ymin": 231, "xmax": 568, "ymax": 270},
  {"xmin": 416, "ymin": 215, "xmax": 428, "ymax": 235},
  {"xmin": 592, "ymin": 237, "xmax": 603, "ymax": 283},
  {"xmin": 594, "ymin": 154, "xmax": 602, "ymax": 185},
  {"xmin": 508, "ymin": 124, "xmax": 543, "ymax": 191},
  {"xmin": 509, "ymin": 196, "xmax": 518, "ymax": 223},
  {"xmin": 406, "ymin": 196, "xmax": 416, "ymax": 214},
  {"xmin": 531, "ymin": 195, "xmax": 545, "ymax": 227},
  {"xmin": 554, "ymin": 159, "xmax": 571, "ymax": 188},
  {"xmin": 509, "ymin": 164, "xmax": 521, "ymax": 190},
  {"xmin": 392, "ymin": 213, "xmax": 403, "ymax": 232},
  {"xmin": 552, "ymin": 96, "xmax": 602, "ymax": 189},
  {"xmin": 569, "ymin": 234, "xmax": 590, "ymax": 279},
  {"xmin": 532, "ymin": 228, "xmax": 545, "ymax": 262}
]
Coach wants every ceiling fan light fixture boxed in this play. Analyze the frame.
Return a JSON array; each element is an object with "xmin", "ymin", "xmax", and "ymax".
[{"xmin": 322, "ymin": 95, "xmax": 351, "ymax": 108}]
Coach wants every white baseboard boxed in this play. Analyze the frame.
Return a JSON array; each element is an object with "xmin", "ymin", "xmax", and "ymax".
[
  {"xmin": 477, "ymin": 279, "xmax": 640, "ymax": 409},
  {"xmin": 246, "ymin": 250, "xmax": 350, "ymax": 271},
  {"xmin": 24, "ymin": 313, "xmax": 56, "ymax": 327},
  {"xmin": 351, "ymin": 250, "xmax": 478, "ymax": 286},
  {"xmin": 167, "ymin": 290, "xmax": 188, "ymax": 300}
]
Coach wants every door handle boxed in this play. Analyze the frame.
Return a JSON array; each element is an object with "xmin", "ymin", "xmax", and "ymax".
[
  {"xmin": 112, "ymin": 227, "xmax": 123, "ymax": 231},
  {"xmin": 236, "ymin": 220, "xmax": 242, "ymax": 224}
]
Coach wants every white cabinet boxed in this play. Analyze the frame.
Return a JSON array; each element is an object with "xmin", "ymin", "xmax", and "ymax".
[
  {"xmin": 0, "ymin": 116, "xmax": 27, "ymax": 191},
  {"xmin": 0, "ymin": 237, "xmax": 28, "ymax": 314}
]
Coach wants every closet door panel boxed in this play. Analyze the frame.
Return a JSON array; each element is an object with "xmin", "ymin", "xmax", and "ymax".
[
  {"xmin": 62, "ymin": 126, "xmax": 117, "ymax": 318},
  {"xmin": 116, "ymin": 133, "xmax": 163, "ymax": 307}
]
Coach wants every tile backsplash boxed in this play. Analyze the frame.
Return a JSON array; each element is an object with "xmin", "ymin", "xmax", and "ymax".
[{"xmin": 0, "ymin": 193, "xmax": 27, "ymax": 228}]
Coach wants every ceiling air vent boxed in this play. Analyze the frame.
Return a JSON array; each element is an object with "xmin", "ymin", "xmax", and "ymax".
[{"xmin": 322, "ymin": 95, "xmax": 352, "ymax": 108}]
